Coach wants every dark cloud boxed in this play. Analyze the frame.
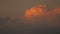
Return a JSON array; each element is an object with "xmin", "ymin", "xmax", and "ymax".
[
  {"xmin": 0, "ymin": 0, "xmax": 60, "ymax": 34},
  {"xmin": 0, "ymin": 8, "xmax": 60, "ymax": 34}
]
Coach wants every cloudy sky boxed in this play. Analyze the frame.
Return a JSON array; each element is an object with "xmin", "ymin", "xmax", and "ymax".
[
  {"xmin": 0, "ymin": 0, "xmax": 60, "ymax": 34},
  {"xmin": 0, "ymin": 0, "xmax": 60, "ymax": 18}
]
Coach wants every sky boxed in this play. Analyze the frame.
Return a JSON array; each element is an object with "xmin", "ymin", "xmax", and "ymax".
[
  {"xmin": 0, "ymin": 0, "xmax": 60, "ymax": 18},
  {"xmin": 0, "ymin": 0, "xmax": 60, "ymax": 34}
]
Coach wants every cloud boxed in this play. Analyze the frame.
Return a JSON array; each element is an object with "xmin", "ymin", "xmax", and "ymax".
[{"xmin": 0, "ymin": 4, "xmax": 60, "ymax": 34}]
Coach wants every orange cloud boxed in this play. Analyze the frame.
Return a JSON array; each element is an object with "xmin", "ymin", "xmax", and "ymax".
[{"xmin": 24, "ymin": 4, "xmax": 60, "ymax": 26}]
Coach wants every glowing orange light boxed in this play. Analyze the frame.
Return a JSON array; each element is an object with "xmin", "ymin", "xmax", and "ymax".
[{"xmin": 24, "ymin": 5, "xmax": 47, "ymax": 18}]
